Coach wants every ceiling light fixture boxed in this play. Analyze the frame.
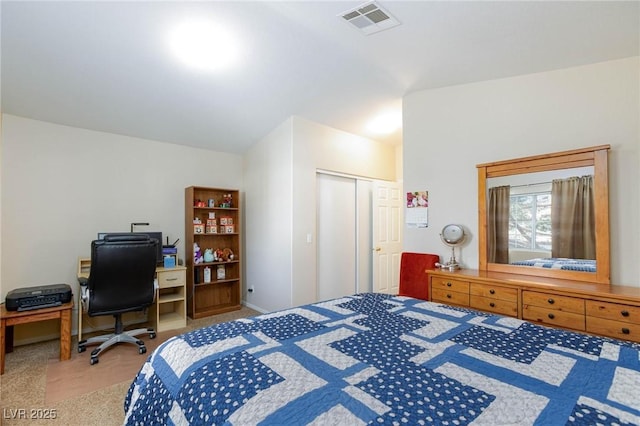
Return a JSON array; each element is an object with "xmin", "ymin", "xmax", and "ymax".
[
  {"xmin": 168, "ymin": 20, "xmax": 240, "ymax": 71},
  {"xmin": 365, "ymin": 110, "xmax": 402, "ymax": 135}
]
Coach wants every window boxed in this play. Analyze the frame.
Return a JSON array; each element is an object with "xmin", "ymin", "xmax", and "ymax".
[{"xmin": 509, "ymin": 192, "xmax": 551, "ymax": 251}]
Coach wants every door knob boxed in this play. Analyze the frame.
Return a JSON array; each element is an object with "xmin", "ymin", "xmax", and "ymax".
[{"xmin": 373, "ymin": 247, "xmax": 381, "ymax": 252}]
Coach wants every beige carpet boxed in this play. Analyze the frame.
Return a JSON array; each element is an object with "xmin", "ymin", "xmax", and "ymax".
[{"xmin": 0, "ymin": 306, "xmax": 259, "ymax": 425}]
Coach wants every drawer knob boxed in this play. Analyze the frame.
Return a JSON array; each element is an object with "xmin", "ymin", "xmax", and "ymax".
[
  {"xmin": 166, "ymin": 277, "xmax": 178, "ymax": 281},
  {"xmin": 621, "ymin": 310, "xmax": 630, "ymax": 317},
  {"xmin": 547, "ymin": 298, "xmax": 555, "ymax": 305},
  {"xmin": 446, "ymin": 294, "xmax": 452, "ymax": 299},
  {"xmin": 446, "ymin": 282, "xmax": 452, "ymax": 287},
  {"xmin": 489, "ymin": 289, "xmax": 495, "ymax": 295},
  {"xmin": 622, "ymin": 328, "xmax": 630, "ymax": 335},
  {"xmin": 489, "ymin": 302, "xmax": 495, "ymax": 308},
  {"xmin": 548, "ymin": 313, "xmax": 555, "ymax": 319}
]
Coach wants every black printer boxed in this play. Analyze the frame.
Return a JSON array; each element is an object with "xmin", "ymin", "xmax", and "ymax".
[{"xmin": 5, "ymin": 284, "xmax": 72, "ymax": 311}]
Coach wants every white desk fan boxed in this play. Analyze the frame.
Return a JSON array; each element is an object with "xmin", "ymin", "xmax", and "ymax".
[{"xmin": 435, "ymin": 224, "xmax": 466, "ymax": 271}]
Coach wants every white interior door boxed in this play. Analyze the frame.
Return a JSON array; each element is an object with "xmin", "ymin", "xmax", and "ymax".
[
  {"xmin": 372, "ymin": 181, "xmax": 403, "ymax": 294},
  {"xmin": 317, "ymin": 173, "xmax": 357, "ymax": 300}
]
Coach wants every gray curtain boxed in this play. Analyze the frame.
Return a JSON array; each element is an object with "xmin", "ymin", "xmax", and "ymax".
[
  {"xmin": 487, "ymin": 185, "xmax": 510, "ymax": 264},
  {"xmin": 551, "ymin": 175, "xmax": 595, "ymax": 259}
]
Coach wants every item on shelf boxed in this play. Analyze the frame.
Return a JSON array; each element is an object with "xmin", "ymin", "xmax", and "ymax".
[
  {"xmin": 194, "ymin": 217, "xmax": 204, "ymax": 234},
  {"xmin": 203, "ymin": 248, "xmax": 214, "ymax": 263},
  {"xmin": 194, "ymin": 199, "xmax": 207, "ymax": 208},
  {"xmin": 162, "ymin": 245, "xmax": 178, "ymax": 255},
  {"xmin": 217, "ymin": 265, "xmax": 226, "ymax": 280},
  {"xmin": 221, "ymin": 194, "xmax": 233, "ymax": 208},
  {"xmin": 208, "ymin": 212, "xmax": 216, "ymax": 219},
  {"xmin": 194, "ymin": 243, "xmax": 203, "ymax": 264},
  {"xmin": 163, "ymin": 255, "xmax": 176, "ymax": 268},
  {"xmin": 215, "ymin": 247, "xmax": 235, "ymax": 261},
  {"xmin": 206, "ymin": 218, "xmax": 217, "ymax": 234},
  {"xmin": 224, "ymin": 225, "xmax": 235, "ymax": 234},
  {"xmin": 208, "ymin": 198, "xmax": 215, "ymax": 207},
  {"xmin": 203, "ymin": 266, "xmax": 211, "ymax": 283},
  {"xmin": 220, "ymin": 217, "xmax": 233, "ymax": 225}
]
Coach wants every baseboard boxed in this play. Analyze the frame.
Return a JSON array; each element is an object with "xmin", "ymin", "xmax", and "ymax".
[
  {"xmin": 11, "ymin": 332, "xmax": 62, "ymax": 347},
  {"xmin": 76, "ymin": 316, "xmax": 149, "ymax": 337},
  {"xmin": 241, "ymin": 300, "xmax": 269, "ymax": 314},
  {"xmin": 14, "ymin": 302, "xmax": 260, "ymax": 347},
  {"xmin": 12, "ymin": 309, "xmax": 149, "ymax": 347}
]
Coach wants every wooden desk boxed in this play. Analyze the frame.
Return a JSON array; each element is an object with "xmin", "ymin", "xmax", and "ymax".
[
  {"xmin": 0, "ymin": 301, "xmax": 73, "ymax": 374},
  {"xmin": 77, "ymin": 258, "xmax": 187, "ymax": 340}
]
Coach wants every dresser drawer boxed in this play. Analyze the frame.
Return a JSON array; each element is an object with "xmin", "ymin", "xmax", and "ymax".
[
  {"xmin": 585, "ymin": 300, "xmax": 640, "ymax": 324},
  {"xmin": 470, "ymin": 283, "xmax": 518, "ymax": 302},
  {"xmin": 523, "ymin": 305, "xmax": 585, "ymax": 331},
  {"xmin": 586, "ymin": 316, "xmax": 640, "ymax": 343},
  {"xmin": 157, "ymin": 269, "xmax": 186, "ymax": 289},
  {"xmin": 431, "ymin": 277, "xmax": 469, "ymax": 293},
  {"xmin": 470, "ymin": 295, "xmax": 518, "ymax": 317},
  {"xmin": 431, "ymin": 288, "xmax": 469, "ymax": 307},
  {"xmin": 522, "ymin": 291, "xmax": 585, "ymax": 314}
]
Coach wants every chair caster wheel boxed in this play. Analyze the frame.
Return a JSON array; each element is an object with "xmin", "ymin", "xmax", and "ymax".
[
  {"xmin": 90, "ymin": 357, "xmax": 99, "ymax": 365},
  {"xmin": 139, "ymin": 347, "xmax": 147, "ymax": 355},
  {"xmin": 78, "ymin": 346, "xmax": 86, "ymax": 353},
  {"xmin": 149, "ymin": 333, "xmax": 156, "ymax": 339}
]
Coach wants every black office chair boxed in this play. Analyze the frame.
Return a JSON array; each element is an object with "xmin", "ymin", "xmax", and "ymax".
[{"xmin": 78, "ymin": 234, "xmax": 158, "ymax": 365}]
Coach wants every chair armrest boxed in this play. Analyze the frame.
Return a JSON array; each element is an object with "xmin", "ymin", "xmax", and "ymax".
[{"xmin": 78, "ymin": 277, "xmax": 89, "ymax": 311}]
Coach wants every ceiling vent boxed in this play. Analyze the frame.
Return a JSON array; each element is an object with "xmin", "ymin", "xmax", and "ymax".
[{"xmin": 339, "ymin": 2, "xmax": 400, "ymax": 35}]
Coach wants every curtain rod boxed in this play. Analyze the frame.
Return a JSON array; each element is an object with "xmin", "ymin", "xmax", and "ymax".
[
  {"xmin": 508, "ymin": 181, "xmax": 551, "ymax": 189},
  {"xmin": 507, "ymin": 174, "xmax": 592, "ymax": 190}
]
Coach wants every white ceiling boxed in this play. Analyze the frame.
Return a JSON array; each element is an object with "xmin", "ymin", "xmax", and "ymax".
[{"xmin": 2, "ymin": 1, "xmax": 638, "ymax": 154}]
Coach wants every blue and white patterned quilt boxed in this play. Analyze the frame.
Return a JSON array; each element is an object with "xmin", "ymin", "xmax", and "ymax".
[
  {"xmin": 124, "ymin": 293, "xmax": 640, "ymax": 425},
  {"xmin": 511, "ymin": 257, "xmax": 596, "ymax": 273}
]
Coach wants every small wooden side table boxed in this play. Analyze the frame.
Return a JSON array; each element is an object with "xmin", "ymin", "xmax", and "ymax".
[{"xmin": 0, "ymin": 301, "xmax": 73, "ymax": 374}]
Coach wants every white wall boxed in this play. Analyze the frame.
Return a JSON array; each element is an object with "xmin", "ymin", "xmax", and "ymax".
[
  {"xmin": 243, "ymin": 118, "xmax": 294, "ymax": 313},
  {"xmin": 244, "ymin": 116, "xmax": 396, "ymax": 312},
  {"xmin": 1, "ymin": 114, "xmax": 243, "ymax": 341},
  {"xmin": 0, "ymin": 114, "xmax": 3, "ymax": 306},
  {"xmin": 291, "ymin": 117, "xmax": 396, "ymax": 307},
  {"xmin": 403, "ymin": 57, "xmax": 639, "ymax": 286}
]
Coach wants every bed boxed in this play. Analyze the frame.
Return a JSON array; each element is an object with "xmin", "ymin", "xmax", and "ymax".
[
  {"xmin": 510, "ymin": 257, "xmax": 597, "ymax": 273},
  {"xmin": 124, "ymin": 293, "xmax": 640, "ymax": 425}
]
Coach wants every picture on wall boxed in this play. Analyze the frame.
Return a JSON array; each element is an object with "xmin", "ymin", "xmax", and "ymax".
[{"xmin": 406, "ymin": 191, "xmax": 428, "ymax": 228}]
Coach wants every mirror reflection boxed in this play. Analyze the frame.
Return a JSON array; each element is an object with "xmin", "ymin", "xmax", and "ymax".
[
  {"xmin": 487, "ymin": 166, "xmax": 595, "ymax": 273},
  {"xmin": 477, "ymin": 145, "xmax": 609, "ymax": 284}
]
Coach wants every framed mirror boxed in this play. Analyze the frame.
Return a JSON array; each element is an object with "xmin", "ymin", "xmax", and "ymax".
[
  {"xmin": 436, "ymin": 224, "xmax": 466, "ymax": 271},
  {"xmin": 477, "ymin": 145, "xmax": 610, "ymax": 284}
]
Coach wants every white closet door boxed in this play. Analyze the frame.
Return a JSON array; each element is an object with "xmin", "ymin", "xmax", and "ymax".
[
  {"xmin": 317, "ymin": 173, "xmax": 356, "ymax": 300},
  {"xmin": 357, "ymin": 179, "xmax": 373, "ymax": 293}
]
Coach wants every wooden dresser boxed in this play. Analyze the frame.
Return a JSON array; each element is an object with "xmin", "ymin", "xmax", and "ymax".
[{"xmin": 428, "ymin": 269, "xmax": 640, "ymax": 343}]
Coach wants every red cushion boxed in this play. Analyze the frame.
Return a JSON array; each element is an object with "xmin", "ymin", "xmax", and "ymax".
[{"xmin": 398, "ymin": 252, "xmax": 440, "ymax": 300}]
